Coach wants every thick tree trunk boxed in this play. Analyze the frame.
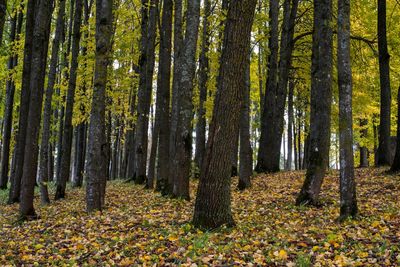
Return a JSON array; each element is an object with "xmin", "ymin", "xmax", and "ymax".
[
  {"xmin": 390, "ymin": 87, "xmax": 400, "ymax": 172},
  {"xmin": 359, "ymin": 119, "xmax": 369, "ymax": 168},
  {"xmin": 296, "ymin": 0, "xmax": 332, "ymax": 206},
  {"xmin": 134, "ymin": 0, "xmax": 159, "ymax": 185},
  {"xmin": 55, "ymin": 0, "xmax": 83, "ymax": 200},
  {"xmin": 8, "ymin": 0, "xmax": 36, "ymax": 204},
  {"xmin": 155, "ymin": 0, "xmax": 172, "ymax": 193},
  {"xmin": 172, "ymin": 0, "xmax": 201, "ymax": 200},
  {"xmin": 238, "ymin": 54, "xmax": 253, "ymax": 191},
  {"xmin": 19, "ymin": 0, "xmax": 54, "ymax": 220},
  {"xmin": 194, "ymin": 0, "xmax": 210, "ymax": 171},
  {"xmin": 193, "ymin": 0, "xmax": 257, "ymax": 229},
  {"xmin": 255, "ymin": 0, "xmax": 279, "ymax": 173},
  {"xmin": 168, "ymin": 0, "xmax": 183, "ymax": 195},
  {"xmin": 286, "ymin": 80, "xmax": 295, "ymax": 170},
  {"xmin": 0, "ymin": 10, "xmax": 21, "ymax": 189},
  {"xmin": 39, "ymin": 0, "xmax": 66, "ymax": 204},
  {"xmin": 376, "ymin": 0, "xmax": 391, "ymax": 166},
  {"xmin": 86, "ymin": 0, "xmax": 113, "ymax": 212},
  {"xmin": 337, "ymin": 0, "xmax": 357, "ymax": 219}
]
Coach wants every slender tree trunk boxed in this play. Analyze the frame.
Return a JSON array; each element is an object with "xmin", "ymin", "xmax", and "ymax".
[
  {"xmin": 337, "ymin": 0, "xmax": 357, "ymax": 219},
  {"xmin": 0, "ymin": 0, "xmax": 6, "ymax": 45},
  {"xmin": 255, "ymin": 0, "xmax": 279, "ymax": 173},
  {"xmin": 39, "ymin": 0, "xmax": 66, "ymax": 204},
  {"xmin": 8, "ymin": 0, "xmax": 36, "ymax": 204},
  {"xmin": 193, "ymin": 0, "xmax": 257, "ymax": 229},
  {"xmin": 238, "ymin": 53, "xmax": 253, "ymax": 191},
  {"xmin": 377, "ymin": 0, "xmax": 391, "ymax": 166},
  {"xmin": 168, "ymin": 0, "xmax": 183, "ymax": 195},
  {"xmin": 55, "ymin": 0, "xmax": 83, "ymax": 200},
  {"xmin": 390, "ymin": 87, "xmax": 400, "ymax": 172},
  {"xmin": 286, "ymin": 80, "xmax": 295, "ymax": 170},
  {"xmin": 19, "ymin": 0, "xmax": 54, "ymax": 220},
  {"xmin": 0, "ymin": 10, "xmax": 21, "ymax": 189},
  {"xmin": 155, "ymin": 0, "xmax": 172, "ymax": 193},
  {"xmin": 359, "ymin": 118, "xmax": 369, "ymax": 167},
  {"xmin": 294, "ymin": 112, "xmax": 298, "ymax": 170},
  {"xmin": 194, "ymin": 0, "xmax": 210, "ymax": 171},
  {"xmin": 296, "ymin": 0, "xmax": 332, "ymax": 206},
  {"xmin": 172, "ymin": 0, "xmax": 201, "ymax": 200},
  {"xmin": 134, "ymin": 0, "xmax": 159, "ymax": 185},
  {"xmin": 86, "ymin": 0, "xmax": 113, "ymax": 212}
]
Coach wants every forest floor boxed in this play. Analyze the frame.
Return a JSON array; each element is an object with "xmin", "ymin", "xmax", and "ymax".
[{"xmin": 0, "ymin": 168, "xmax": 399, "ymax": 266}]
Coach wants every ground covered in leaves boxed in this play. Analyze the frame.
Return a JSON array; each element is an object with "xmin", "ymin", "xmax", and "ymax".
[{"xmin": 0, "ymin": 168, "xmax": 399, "ymax": 266}]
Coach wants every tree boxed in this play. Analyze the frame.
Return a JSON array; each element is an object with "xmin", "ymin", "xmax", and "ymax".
[
  {"xmin": 154, "ymin": 0, "xmax": 173, "ymax": 192},
  {"xmin": 0, "ymin": 0, "xmax": 6, "ymax": 45},
  {"xmin": 86, "ymin": 0, "xmax": 113, "ymax": 212},
  {"xmin": 286, "ymin": 80, "xmax": 295, "ymax": 170},
  {"xmin": 39, "ymin": 0, "xmax": 67, "ymax": 204},
  {"xmin": 337, "ymin": 0, "xmax": 357, "ymax": 220},
  {"xmin": 134, "ymin": 0, "xmax": 159, "ymax": 185},
  {"xmin": 193, "ymin": 0, "xmax": 257, "ymax": 229},
  {"xmin": 296, "ymin": 0, "xmax": 333, "ymax": 206},
  {"xmin": 55, "ymin": 0, "xmax": 84, "ymax": 200},
  {"xmin": 376, "ymin": 0, "xmax": 391, "ymax": 166},
  {"xmin": 0, "ymin": 8, "xmax": 23, "ymax": 189},
  {"xmin": 238, "ymin": 53, "xmax": 253, "ymax": 191},
  {"xmin": 194, "ymin": 0, "xmax": 211, "ymax": 171},
  {"xmin": 20, "ymin": 0, "xmax": 54, "ymax": 219},
  {"xmin": 8, "ymin": 0, "xmax": 36, "ymax": 204}
]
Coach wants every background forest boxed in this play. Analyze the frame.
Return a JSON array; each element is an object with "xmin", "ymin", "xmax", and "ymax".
[{"xmin": 0, "ymin": 0, "xmax": 399, "ymax": 265}]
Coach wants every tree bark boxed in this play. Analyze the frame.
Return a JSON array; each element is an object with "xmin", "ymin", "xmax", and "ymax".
[
  {"xmin": 38, "ymin": 0, "xmax": 67, "ymax": 204},
  {"xmin": 20, "ymin": 0, "xmax": 54, "ymax": 220},
  {"xmin": 0, "ymin": 10, "xmax": 22, "ymax": 189},
  {"xmin": 194, "ymin": 0, "xmax": 210, "ymax": 171},
  {"xmin": 86, "ymin": 0, "xmax": 113, "ymax": 212},
  {"xmin": 359, "ymin": 118, "xmax": 369, "ymax": 167},
  {"xmin": 193, "ymin": 0, "xmax": 257, "ymax": 229},
  {"xmin": 255, "ymin": 0, "xmax": 279, "ymax": 173},
  {"xmin": 172, "ymin": 0, "xmax": 201, "ymax": 200},
  {"xmin": 376, "ymin": 0, "xmax": 391, "ymax": 166},
  {"xmin": 134, "ymin": 0, "xmax": 159, "ymax": 185},
  {"xmin": 0, "ymin": 0, "xmax": 6, "ymax": 45},
  {"xmin": 155, "ymin": 0, "xmax": 172, "ymax": 193},
  {"xmin": 55, "ymin": 0, "xmax": 83, "ymax": 200},
  {"xmin": 8, "ymin": 0, "xmax": 36, "ymax": 204},
  {"xmin": 286, "ymin": 80, "xmax": 295, "ymax": 170},
  {"xmin": 296, "ymin": 0, "xmax": 332, "ymax": 206},
  {"xmin": 337, "ymin": 0, "xmax": 357, "ymax": 220},
  {"xmin": 238, "ymin": 53, "xmax": 253, "ymax": 191}
]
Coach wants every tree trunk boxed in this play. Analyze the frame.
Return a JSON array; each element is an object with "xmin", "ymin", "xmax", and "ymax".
[
  {"xmin": 8, "ymin": 0, "xmax": 36, "ymax": 204},
  {"xmin": 19, "ymin": 0, "xmax": 54, "ymax": 220},
  {"xmin": 134, "ymin": 0, "xmax": 159, "ymax": 185},
  {"xmin": 0, "ymin": 0, "xmax": 6, "ymax": 45},
  {"xmin": 390, "ymin": 87, "xmax": 400, "ymax": 172},
  {"xmin": 155, "ymin": 0, "xmax": 172, "ymax": 193},
  {"xmin": 359, "ymin": 118, "xmax": 369, "ymax": 167},
  {"xmin": 38, "ymin": 0, "xmax": 66, "ymax": 204},
  {"xmin": 168, "ymin": 0, "xmax": 183, "ymax": 195},
  {"xmin": 0, "ymin": 10, "xmax": 21, "ymax": 189},
  {"xmin": 376, "ymin": 0, "xmax": 391, "ymax": 166},
  {"xmin": 193, "ymin": 0, "xmax": 257, "ymax": 229},
  {"xmin": 238, "ymin": 53, "xmax": 253, "ymax": 191},
  {"xmin": 255, "ymin": 0, "xmax": 279, "ymax": 173},
  {"xmin": 337, "ymin": 0, "xmax": 357, "ymax": 220},
  {"xmin": 55, "ymin": 0, "xmax": 83, "ymax": 200},
  {"xmin": 286, "ymin": 80, "xmax": 295, "ymax": 170},
  {"xmin": 172, "ymin": 0, "xmax": 201, "ymax": 200},
  {"xmin": 86, "ymin": 0, "xmax": 113, "ymax": 212},
  {"xmin": 296, "ymin": 0, "xmax": 332, "ymax": 206},
  {"xmin": 194, "ymin": 0, "xmax": 210, "ymax": 171}
]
